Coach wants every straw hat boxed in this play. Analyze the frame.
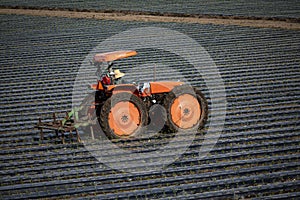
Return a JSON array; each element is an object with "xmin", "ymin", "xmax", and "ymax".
[{"xmin": 114, "ymin": 69, "xmax": 125, "ymax": 79}]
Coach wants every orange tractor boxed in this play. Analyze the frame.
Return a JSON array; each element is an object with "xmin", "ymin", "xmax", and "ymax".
[{"xmin": 36, "ymin": 50, "xmax": 208, "ymax": 141}]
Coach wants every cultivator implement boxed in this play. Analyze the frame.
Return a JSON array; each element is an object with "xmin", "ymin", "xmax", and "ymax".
[{"xmin": 36, "ymin": 107, "xmax": 95, "ymax": 143}]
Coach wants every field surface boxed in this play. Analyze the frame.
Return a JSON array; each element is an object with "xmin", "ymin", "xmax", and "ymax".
[
  {"xmin": 1, "ymin": 0, "xmax": 300, "ymax": 18},
  {"xmin": 0, "ymin": 3, "xmax": 300, "ymax": 200}
]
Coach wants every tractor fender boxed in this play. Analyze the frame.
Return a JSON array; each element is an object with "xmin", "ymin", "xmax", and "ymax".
[
  {"xmin": 110, "ymin": 84, "xmax": 139, "ymax": 95},
  {"xmin": 90, "ymin": 84, "xmax": 98, "ymax": 90},
  {"xmin": 90, "ymin": 80, "xmax": 105, "ymax": 91}
]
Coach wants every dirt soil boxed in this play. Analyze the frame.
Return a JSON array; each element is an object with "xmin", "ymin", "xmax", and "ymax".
[{"xmin": 1, "ymin": 8, "xmax": 300, "ymax": 30}]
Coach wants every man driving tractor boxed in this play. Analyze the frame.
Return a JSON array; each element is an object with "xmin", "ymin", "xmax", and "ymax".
[
  {"xmin": 94, "ymin": 56, "xmax": 126, "ymax": 86},
  {"xmin": 100, "ymin": 68, "xmax": 125, "ymax": 85},
  {"xmin": 112, "ymin": 69, "xmax": 125, "ymax": 85}
]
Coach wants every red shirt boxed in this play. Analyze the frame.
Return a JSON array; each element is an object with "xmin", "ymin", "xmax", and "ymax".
[{"xmin": 101, "ymin": 75, "xmax": 111, "ymax": 85}]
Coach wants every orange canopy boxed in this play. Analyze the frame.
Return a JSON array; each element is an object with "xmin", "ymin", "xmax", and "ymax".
[{"xmin": 93, "ymin": 50, "xmax": 137, "ymax": 62}]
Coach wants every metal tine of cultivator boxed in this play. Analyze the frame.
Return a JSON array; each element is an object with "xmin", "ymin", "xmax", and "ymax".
[
  {"xmin": 76, "ymin": 129, "xmax": 81, "ymax": 143},
  {"xmin": 61, "ymin": 130, "xmax": 65, "ymax": 144},
  {"xmin": 53, "ymin": 113, "xmax": 56, "ymax": 122},
  {"xmin": 88, "ymin": 113, "xmax": 95, "ymax": 140},
  {"xmin": 69, "ymin": 129, "xmax": 73, "ymax": 140},
  {"xmin": 38, "ymin": 118, "xmax": 44, "ymax": 141},
  {"xmin": 54, "ymin": 113, "xmax": 59, "ymax": 138}
]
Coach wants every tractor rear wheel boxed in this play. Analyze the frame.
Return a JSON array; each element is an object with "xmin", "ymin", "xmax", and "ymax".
[
  {"xmin": 164, "ymin": 85, "xmax": 208, "ymax": 132},
  {"xmin": 99, "ymin": 92, "xmax": 148, "ymax": 139},
  {"xmin": 77, "ymin": 92, "xmax": 100, "ymax": 134},
  {"xmin": 78, "ymin": 92, "xmax": 96, "ymax": 120}
]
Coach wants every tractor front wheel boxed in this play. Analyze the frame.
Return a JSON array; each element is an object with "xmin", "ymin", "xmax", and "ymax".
[
  {"xmin": 164, "ymin": 85, "xmax": 208, "ymax": 132},
  {"xmin": 99, "ymin": 92, "xmax": 148, "ymax": 139}
]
